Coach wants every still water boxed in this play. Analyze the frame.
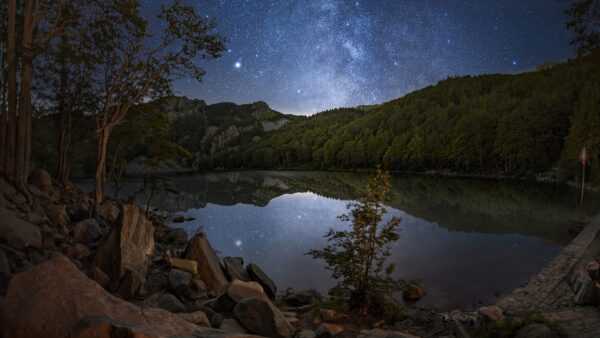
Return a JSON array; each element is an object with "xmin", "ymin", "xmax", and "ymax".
[{"xmin": 81, "ymin": 171, "xmax": 600, "ymax": 311}]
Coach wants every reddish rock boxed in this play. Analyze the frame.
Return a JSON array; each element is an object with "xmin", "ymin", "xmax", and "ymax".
[
  {"xmin": 178, "ymin": 311, "xmax": 211, "ymax": 327},
  {"xmin": 168, "ymin": 257, "xmax": 199, "ymax": 275},
  {"xmin": 93, "ymin": 204, "xmax": 154, "ymax": 299},
  {"xmin": 319, "ymin": 309, "xmax": 336, "ymax": 322},
  {"xmin": 479, "ymin": 305, "xmax": 503, "ymax": 324},
  {"xmin": 99, "ymin": 201, "xmax": 120, "ymax": 223},
  {"xmin": 0, "ymin": 255, "xmax": 206, "ymax": 338},
  {"xmin": 212, "ymin": 279, "xmax": 269, "ymax": 312},
  {"xmin": 0, "ymin": 207, "xmax": 41, "ymax": 250},
  {"xmin": 404, "ymin": 284, "xmax": 425, "ymax": 301},
  {"xmin": 184, "ymin": 233, "xmax": 227, "ymax": 291}
]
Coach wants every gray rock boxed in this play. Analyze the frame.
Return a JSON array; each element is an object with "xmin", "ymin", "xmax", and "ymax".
[
  {"xmin": 211, "ymin": 313, "xmax": 224, "ymax": 328},
  {"xmin": 73, "ymin": 219, "xmax": 102, "ymax": 246},
  {"xmin": 234, "ymin": 297, "xmax": 293, "ymax": 338},
  {"xmin": 247, "ymin": 263, "xmax": 277, "ymax": 299},
  {"xmin": 169, "ymin": 268, "xmax": 192, "ymax": 294},
  {"xmin": 514, "ymin": 323, "xmax": 558, "ymax": 338},
  {"xmin": 314, "ymin": 323, "xmax": 343, "ymax": 338},
  {"xmin": 169, "ymin": 228, "xmax": 189, "ymax": 245},
  {"xmin": 286, "ymin": 289, "xmax": 323, "ymax": 307},
  {"xmin": 142, "ymin": 293, "xmax": 186, "ymax": 313},
  {"xmin": 67, "ymin": 202, "xmax": 90, "ymax": 223},
  {"xmin": 223, "ymin": 256, "xmax": 250, "ymax": 282}
]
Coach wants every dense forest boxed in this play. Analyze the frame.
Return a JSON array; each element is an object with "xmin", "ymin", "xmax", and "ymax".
[
  {"xmin": 30, "ymin": 49, "xmax": 600, "ymax": 187},
  {"xmin": 199, "ymin": 49, "xmax": 600, "ymax": 184}
]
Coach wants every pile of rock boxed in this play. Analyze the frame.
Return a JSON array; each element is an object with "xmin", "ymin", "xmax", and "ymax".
[
  {"xmin": 0, "ymin": 169, "xmax": 315, "ymax": 337},
  {"xmin": 570, "ymin": 258, "xmax": 600, "ymax": 305}
]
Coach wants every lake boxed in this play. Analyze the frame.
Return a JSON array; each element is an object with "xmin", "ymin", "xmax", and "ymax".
[{"xmin": 79, "ymin": 171, "xmax": 600, "ymax": 311}]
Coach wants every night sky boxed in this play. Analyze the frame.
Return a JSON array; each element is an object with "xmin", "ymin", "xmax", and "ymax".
[{"xmin": 144, "ymin": 0, "xmax": 573, "ymax": 115}]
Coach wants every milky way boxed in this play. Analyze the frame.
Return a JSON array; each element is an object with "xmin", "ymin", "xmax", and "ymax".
[{"xmin": 143, "ymin": 0, "xmax": 573, "ymax": 115}]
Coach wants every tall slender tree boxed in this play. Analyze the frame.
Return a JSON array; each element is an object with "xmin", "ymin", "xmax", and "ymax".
[{"xmin": 91, "ymin": 0, "xmax": 226, "ymax": 213}]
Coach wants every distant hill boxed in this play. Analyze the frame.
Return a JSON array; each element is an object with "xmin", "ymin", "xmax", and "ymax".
[
  {"xmin": 151, "ymin": 96, "xmax": 305, "ymax": 169},
  {"xmin": 200, "ymin": 50, "xmax": 600, "ymax": 184}
]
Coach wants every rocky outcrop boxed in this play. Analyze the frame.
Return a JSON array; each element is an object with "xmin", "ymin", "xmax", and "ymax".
[
  {"xmin": 0, "ymin": 255, "xmax": 206, "ymax": 337},
  {"xmin": 247, "ymin": 263, "xmax": 277, "ymax": 299},
  {"xmin": 0, "ymin": 207, "xmax": 41, "ymax": 250},
  {"xmin": 184, "ymin": 233, "xmax": 228, "ymax": 291},
  {"xmin": 93, "ymin": 204, "xmax": 154, "ymax": 299},
  {"xmin": 223, "ymin": 256, "xmax": 251, "ymax": 282},
  {"xmin": 234, "ymin": 296, "xmax": 293, "ymax": 338}
]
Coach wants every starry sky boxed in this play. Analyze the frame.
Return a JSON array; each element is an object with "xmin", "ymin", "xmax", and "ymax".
[{"xmin": 143, "ymin": 0, "xmax": 573, "ymax": 115}]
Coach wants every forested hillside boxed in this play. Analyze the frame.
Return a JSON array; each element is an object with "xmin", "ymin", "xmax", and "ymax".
[{"xmin": 203, "ymin": 49, "xmax": 600, "ymax": 184}]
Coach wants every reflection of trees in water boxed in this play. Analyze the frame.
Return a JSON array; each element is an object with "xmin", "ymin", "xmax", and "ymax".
[{"xmin": 129, "ymin": 171, "xmax": 600, "ymax": 245}]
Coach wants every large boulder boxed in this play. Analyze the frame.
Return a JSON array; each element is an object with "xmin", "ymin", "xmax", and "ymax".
[
  {"xmin": 93, "ymin": 204, "xmax": 154, "ymax": 299},
  {"xmin": 184, "ymin": 233, "xmax": 227, "ymax": 291},
  {"xmin": 28, "ymin": 168, "xmax": 52, "ymax": 190},
  {"xmin": 0, "ymin": 255, "xmax": 207, "ymax": 338},
  {"xmin": 223, "ymin": 256, "xmax": 251, "ymax": 282},
  {"xmin": 212, "ymin": 279, "xmax": 268, "ymax": 312},
  {"xmin": 169, "ymin": 268, "xmax": 192, "ymax": 294},
  {"xmin": 247, "ymin": 263, "xmax": 277, "ymax": 299},
  {"xmin": 73, "ymin": 218, "xmax": 102, "ymax": 246},
  {"xmin": 285, "ymin": 289, "xmax": 323, "ymax": 307},
  {"xmin": 0, "ymin": 207, "xmax": 41, "ymax": 250},
  {"xmin": 234, "ymin": 297, "xmax": 293, "ymax": 338}
]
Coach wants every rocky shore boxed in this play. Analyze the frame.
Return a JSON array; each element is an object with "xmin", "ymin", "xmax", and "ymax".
[{"xmin": 0, "ymin": 168, "xmax": 584, "ymax": 338}]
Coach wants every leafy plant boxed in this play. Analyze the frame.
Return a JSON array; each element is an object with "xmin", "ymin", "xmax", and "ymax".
[{"xmin": 307, "ymin": 166, "xmax": 404, "ymax": 314}]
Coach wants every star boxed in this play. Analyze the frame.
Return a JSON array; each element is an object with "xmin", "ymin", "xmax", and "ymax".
[
  {"xmin": 234, "ymin": 62, "xmax": 241, "ymax": 69},
  {"xmin": 235, "ymin": 240, "xmax": 242, "ymax": 246}
]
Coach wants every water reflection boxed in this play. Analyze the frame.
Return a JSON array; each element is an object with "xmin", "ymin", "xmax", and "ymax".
[{"xmin": 80, "ymin": 171, "xmax": 600, "ymax": 310}]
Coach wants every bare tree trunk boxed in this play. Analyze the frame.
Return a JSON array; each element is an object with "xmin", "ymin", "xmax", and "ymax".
[
  {"xmin": 0, "ymin": 54, "xmax": 7, "ymax": 173},
  {"xmin": 94, "ymin": 127, "xmax": 111, "ymax": 214},
  {"xmin": 14, "ymin": 0, "xmax": 35, "ymax": 188},
  {"xmin": 5, "ymin": 0, "xmax": 17, "ymax": 182},
  {"xmin": 57, "ymin": 98, "xmax": 72, "ymax": 184}
]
